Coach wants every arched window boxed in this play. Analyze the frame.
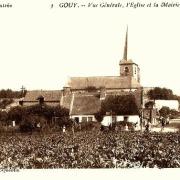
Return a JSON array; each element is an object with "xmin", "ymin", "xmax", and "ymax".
[{"xmin": 124, "ymin": 67, "xmax": 129, "ymax": 75}]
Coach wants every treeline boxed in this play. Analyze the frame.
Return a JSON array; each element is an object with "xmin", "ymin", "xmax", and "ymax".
[{"xmin": 0, "ymin": 89, "xmax": 27, "ymax": 98}]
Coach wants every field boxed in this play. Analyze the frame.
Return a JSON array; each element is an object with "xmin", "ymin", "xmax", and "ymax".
[{"xmin": 0, "ymin": 130, "xmax": 180, "ymax": 169}]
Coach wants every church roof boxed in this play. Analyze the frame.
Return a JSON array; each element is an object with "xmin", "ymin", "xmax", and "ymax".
[
  {"xmin": 68, "ymin": 76, "xmax": 141, "ymax": 90},
  {"xmin": 23, "ymin": 90, "xmax": 62, "ymax": 102}
]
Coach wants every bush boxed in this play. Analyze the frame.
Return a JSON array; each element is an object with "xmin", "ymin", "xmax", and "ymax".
[
  {"xmin": 8, "ymin": 106, "xmax": 25, "ymax": 125},
  {"xmin": 78, "ymin": 121, "xmax": 100, "ymax": 131},
  {"xmin": 0, "ymin": 98, "xmax": 13, "ymax": 109},
  {"xmin": 0, "ymin": 111, "xmax": 8, "ymax": 125},
  {"xmin": 159, "ymin": 106, "xmax": 170, "ymax": 118}
]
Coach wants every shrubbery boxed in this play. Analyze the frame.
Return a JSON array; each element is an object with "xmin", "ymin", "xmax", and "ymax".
[{"xmin": 0, "ymin": 104, "xmax": 70, "ymax": 133}]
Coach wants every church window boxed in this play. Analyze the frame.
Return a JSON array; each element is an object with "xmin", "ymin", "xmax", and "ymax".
[{"xmin": 124, "ymin": 67, "xmax": 129, "ymax": 75}]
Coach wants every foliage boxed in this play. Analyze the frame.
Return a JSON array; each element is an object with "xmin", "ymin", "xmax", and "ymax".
[
  {"xmin": 0, "ymin": 98, "xmax": 14, "ymax": 109},
  {"xmin": 0, "ymin": 111, "xmax": 8, "ymax": 125},
  {"xmin": 8, "ymin": 106, "xmax": 25, "ymax": 125},
  {"xmin": 57, "ymin": 116, "xmax": 72, "ymax": 128},
  {"xmin": 147, "ymin": 87, "xmax": 177, "ymax": 100},
  {"xmin": 144, "ymin": 101, "xmax": 155, "ymax": 109},
  {"xmin": 95, "ymin": 95, "xmax": 139, "ymax": 122},
  {"xmin": 19, "ymin": 117, "xmax": 34, "ymax": 133},
  {"xmin": 94, "ymin": 111, "xmax": 104, "ymax": 122},
  {"xmin": 79, "ymin": 121, "xmax": 100, "ymax": 131},
  {"xmin": 0, "ymin": 89, "xmax": 27, "ymax": 98},
  {"xmin": 159, "ymin": 106, "xmax": 170, "ymax": 118},
  {"xmin": 169, "ymin": 109, "xmax": 180, "ymax": 119},
  {"xmin": 102, "ymin": 95, "xmax": 139, "ymax": 115},
  {"xmin": 24, "ymin": 104, "xmax": 69, "ymax": 120},
  {"xmin": 7, "ymin": 104, "xmax": 69, "ymax": 130}
]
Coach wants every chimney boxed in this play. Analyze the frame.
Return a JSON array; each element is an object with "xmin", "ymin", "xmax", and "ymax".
[{"xmin": 63, "ymin": 86, "xmax": 71, "ymax": 96}]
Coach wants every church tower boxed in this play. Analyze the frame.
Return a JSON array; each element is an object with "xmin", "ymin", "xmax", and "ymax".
[{"xmin": 119, "ymin": 27, "xmax": 140, "ymax": 83}]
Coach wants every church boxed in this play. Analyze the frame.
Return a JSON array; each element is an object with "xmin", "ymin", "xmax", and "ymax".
[
  {"xmin": 64, "ymin": 28, "xmax": 141, "ymax": 93},
  {"xmin": 60, "ymin": 28, "xmax": 142, "ymax": 124}
]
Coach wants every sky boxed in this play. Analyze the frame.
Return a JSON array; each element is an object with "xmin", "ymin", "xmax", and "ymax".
[{"xmin": 0, "ymin": 0, "xmax": 180, "ymax": 95}]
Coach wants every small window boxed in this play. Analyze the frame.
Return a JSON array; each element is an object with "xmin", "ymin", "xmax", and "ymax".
[
  {"xmin": 88, "ymin": 117, "xmax": 93, "ymax": 122},
  {"xmin": 124, "ymin": 116, "xmax": 128, "ymax": 122},
  {"xmin": 82, "ymin": 117, "xmax": 88, "ymax": 122},
  {"xmin": 135, "ymin": 67, "xmax": 137, "ymax": 74},
  {"xmin": 74, "ymin": 117, "xmax": 79, "ymax": 124}
]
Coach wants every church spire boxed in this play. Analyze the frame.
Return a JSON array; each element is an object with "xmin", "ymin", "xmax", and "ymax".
[{"xmin": 123, "ymin": 26, "xmax": 128, "ymax": 61}]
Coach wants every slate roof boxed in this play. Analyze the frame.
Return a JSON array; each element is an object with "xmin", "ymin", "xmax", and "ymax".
[
  {"xmin": 23, "ymin": 90, "xmax": 62, "ymax": 102},
  {"xmin": 68, "ymin": 76, "xmax": 140, "ymax": 90}
]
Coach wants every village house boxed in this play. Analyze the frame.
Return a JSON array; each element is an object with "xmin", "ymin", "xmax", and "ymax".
[{"xmin": 22, "ymin": 90, "xmax": 62, "ymax": 107}]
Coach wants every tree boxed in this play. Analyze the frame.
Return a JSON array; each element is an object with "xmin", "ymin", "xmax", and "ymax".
[
  {"xmin": 0, "ymin": 111, "xmax": 8, "ymax": 125},
  {"xmin": 94, "ymin": 111, "xmax": 104, "ymax": 122},
  {"xmin": 0, "ymin": 98, "xmax": 14, "ymax": 109},
  {"xmin": 147, "ymin": 87, "xmax": 177, "ymax": 100},
  {"xmin": 159, "ymin": 106, "xmax": 170, "ymax": 118},
  {"xmin": 0, "ymin": 89, "xmax": 27, "ymax": 98},
  {"xmin": 169, "ymin": 109, "xmax": 179, "ymax": 119},
  {"xmin": 8, "ymin": 106, "xmax": 25, "ymax": 125},
  {"xmin": 95, "ymin": 95, "xmax": 139, "ymax": 122},
  {"xmin": 145, "ymin": 101, "xmax": 155, "ymax": 109},
  {"xmin": 24, "ymin": 104, "xmax": 69, "ymax": 120}
]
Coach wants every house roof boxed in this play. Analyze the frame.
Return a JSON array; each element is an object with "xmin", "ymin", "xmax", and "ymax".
[
  {"xmin": 68, "ymin": 76, "xmax": 140, "ymax": 90},
  {"xmin": 61, "ymin": 89, "xmax": 142, "ymax": 116},
  {"xmin": 62, "ymin": 94, "xmax": 101, "ymax": 115},
  {"xmin": 71, "ymin": 95, "xmax": 101, "ymax": 115},
  {"xmin": 23, "ymin": 90, "xmax": 62, "ymax": 102}
]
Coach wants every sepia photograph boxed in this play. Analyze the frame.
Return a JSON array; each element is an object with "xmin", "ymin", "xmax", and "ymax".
[{"xmin": 1, "ymin": 1, "xmax": 180, "ymax": 178}]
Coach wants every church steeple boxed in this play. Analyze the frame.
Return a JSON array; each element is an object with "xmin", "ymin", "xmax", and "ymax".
[
  {"xmin": 119, "ymin": 27, "xmax": 140, "ymax": 83},
  {"xmin": 123, "ymin": 26, "xmax": 128, "ymax": 60}
]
